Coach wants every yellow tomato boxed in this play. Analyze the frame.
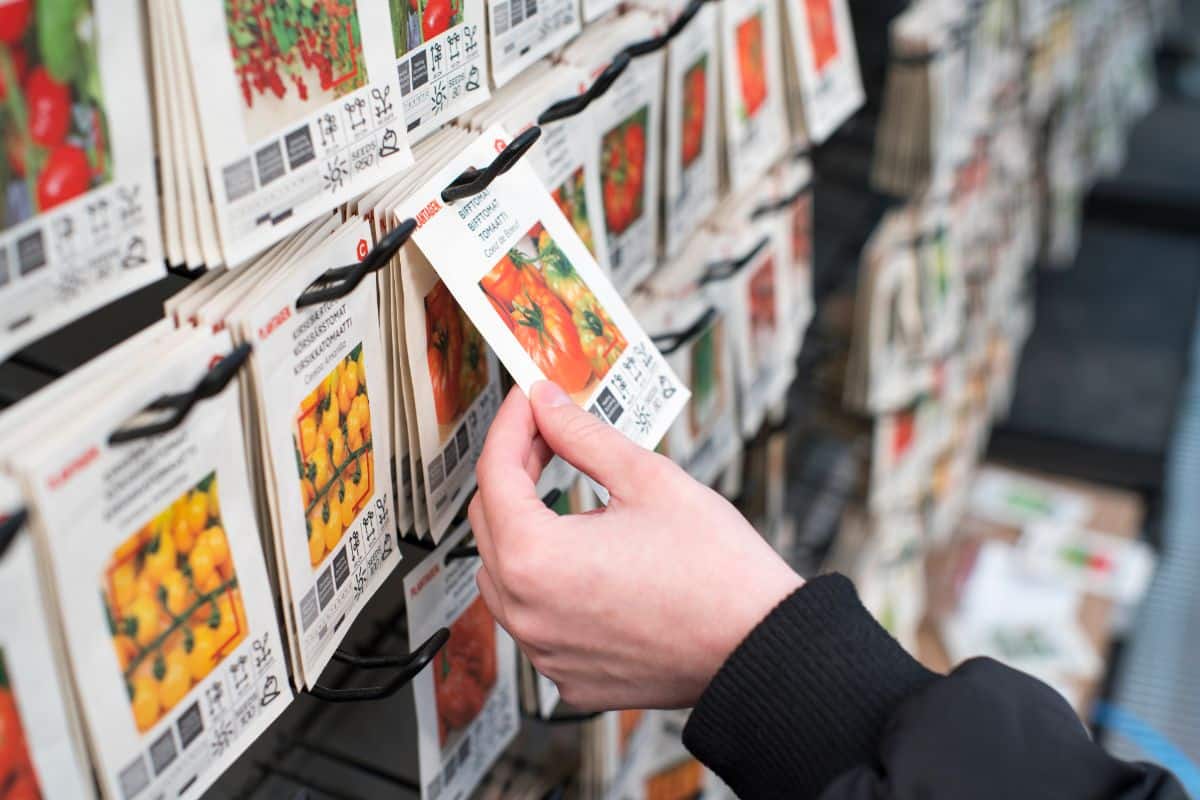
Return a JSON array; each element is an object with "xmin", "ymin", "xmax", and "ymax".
[
  {"xmin": 200, "ymin": 526, "xmax": 230, "ymax": 570},
  {"xmin": 299, "ymin": 416, "xmax": 318, "ymax": 458},
  {"xmin": 159, "ymin": 660, "xmax": 191, "ymax": 710},
  {"xmin": 356, "ymin": 351, "xmax": 366, "ymax": 386},
  {"xmin": 350, "ymin": 394, "xmax": 370, "ymax": 436},
  {"xmin": 301, "ymin": 478, "xmax": 316, "ymax": 507},
  {"xmin": 194, "ymin": 567, "xmax": 221, "ymax": 596},
  {"xmin": 160, "ymin": 569, "xmax": 192, "ymax": 617},
  {"xmin": 132, "ymin": 676, "xmax": 161, "ymax": 732},
  {"xmin": 320, "ymin": 401, "xmax": 339, "ymax": 439},
  {"xmin": 338, "ymin": 361, "xmax": 357, "ymax": 415},
  {"xmin": 347, "ymin": 421, "xmax": 363, "ymax": 452},
  {"xmin": 164, "ymin": 643, "xmax": 188, "ymax": 674},
  {"xmin": 189, "ymin": 542, "xmax": 216, "ymax": 590},
  {"xmin": 113, "ymin": 635, "xmax": 137, "ymax": 671},
  {"xmin": 186, "ymin": 491, "xmax": 209, "ymax": 536},
  {"xmin": 311, "ymin": 448, "xmax": 332, "ymax": 491},
  {"xmin": 308, "ymin": 527, "xmax": 325, "ymax": 566},
  {"xmin": 325, "ymin": 493, "xmax": 346, "ymax": 552},
  {"xmin": 172, "ymin": 513, "xmax": 196, "ymax": 555},
  {"xmin": 339, "ymin": 479, "xmax": 357, "ymax": 527},
  {"xmin": 111, "ymin": 562, "xmax": 137, "ymax": 614},
  {"xmin": 187, "ymin": 626, "xmax": 217, "ymax": 682},
  {"xmin": 325, "ymin": 365, "xmax": 341, "ymax": 401},
  {"xmin": 207, "ymin": 480, "xmax": 220, "ymax": 519},
  {"xmin": 128, "ymin": 596, "xmax": 161, "ymax": 648},
  {"xmin": 144, "ymin": 530, "xmax": 177, "ymax": 582},
  {"xmin": 214, "ymin": 595, "xmax": 238, "ymax": 646}
]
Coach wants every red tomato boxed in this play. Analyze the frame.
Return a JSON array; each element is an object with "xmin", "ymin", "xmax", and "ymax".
[
  {"xmin": 37, "ymin": 145, "xmax": 90, "ymax": 211},
  {"xmin": 480, "ymin": 252, "xmax": 542, "ymax": 310},
  {"xmin": 623, "ymin": 122, "xmax": 646, "ymax": 177},
  {"xmin": 0, "ymin": 0, "xmax": 30, "ymax": 44},
  {"xmin": 510, "ymin": 285, "xmax": 592, "ymax": 394},
  {"xmin": 425, "ymin": 282, "xmax": 463, "ymax": 424},
  {"xmin": 736, "ymin": 15, "xmax": 768, "ymax": 116},
  {"xmin": 422, "ymin": 0, "xmax": 452, "ymax": 41},
  {"xmin": 26, "ymin": 67, "xmax": 71, "ymax": 147}
]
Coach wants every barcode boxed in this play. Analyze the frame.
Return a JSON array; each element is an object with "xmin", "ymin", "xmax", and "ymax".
[
  {"xmin": 222, "ymin": 157, "xmax": 256, "ymax": 203},
  {"xmin": 494, "ymin": 0, "xmax": 510, "ymax": 33},
  {"xmin": 510, "ymin": 0, "xmax": 525, "ymax": 25},
  {"xmin": 525, "ymin": 0, "xmax": 537, "ymax": 20}
]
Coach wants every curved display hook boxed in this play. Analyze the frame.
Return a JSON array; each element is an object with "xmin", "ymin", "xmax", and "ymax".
[
  {"xmin": 751, "ymin": 181, "xmax": 813, "ymax": 220},
  {"xmin": 650, "ymin": 307, "xmax": 718, "ymax": 355},
  {"xmin": 624, "ymin": 0, "xmax": 710, "ymax": 57},
  {"xmin": 698, "ymin": 236, "xmax": 770, "ymax": 286},
  {"xmin": 308, "ymin": 627, "xmax": 451, "ymax": 702},
  {"xmin": 0, "ymin": 508, "xmax": 27, "ymax": 560},
  {"xmin": 109, "ymin": 343, "xmax": 253, "ymax": 445},
  {"xmin": 537, "ymin": 51, "xmax": 632, "ymax": 125},
  {"xmin": 297, "ymin": 219, "xmax": 417, "ymax": 308},
  {"xmin": 441, "ymin": 127, "xmax": 543, "ymax": 203}
]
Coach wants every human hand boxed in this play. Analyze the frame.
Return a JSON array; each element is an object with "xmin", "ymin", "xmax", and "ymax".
[{"xmin": 469, "ymin": 381, "xmax": 803, "ymax": 711}]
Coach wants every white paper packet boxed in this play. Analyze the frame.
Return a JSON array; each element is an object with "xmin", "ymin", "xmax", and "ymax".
[
  {"xmin": 13, "ymin": 329, "xmax": 292, "ymax": 800},
  {"xmin": 404, "ymin": 521, "xmax": 519, "ymax": 800},
  {"xmin": 486, "ymin": 0, "xmax": 581, "ymax": 88},
  {"xmin": 232, "ymin": 218, "xmax": 401, "ymax": 687},
  {"xmin": 780, "ymin": 0, "xmax": 864, "ymax": 143},
  {"xmin": 175, "ymin": 0, "xmax": 415, "ymax": 266},
  {"xmin": 0, "ymin": 0, "xmax": 163, "ymax": 360},
  {"xmin": 395, "ymin": 126, "xmax": 689, "ymax": 460},
  {"xmin": 0, "ymin": 479, "xmax": 95, "ymax": 799}
]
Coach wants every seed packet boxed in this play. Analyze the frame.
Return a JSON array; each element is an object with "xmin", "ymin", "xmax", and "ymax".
[
  {"xmin": 0, "ymin": 0, "xmax": 163, "ymax": 360},
  {"xmin": 583, "ymin": 709, "xmax": 658, "ymax": 800},
  {"xmin": 232, "ymin": 217, "xmax": 399, "ymax": 687},
  {"xmin": 658, "ymin": 0, "xmax": 721, "ymax": 259},
  {"xmin": 561, "ymin": 14, "xmax": 666, "ymax": 290},
  {"xmin": 402, "ymin": 246, "xmax": 503, "ymax": 542},
  {"xmin": 395, "ymin": 126, "xmax": 688, "ymax": 461},
  {"xmin": 485, "ymin": 0, "xmax": 581, "ymax": 88},
  {"xmin": 582, "ymin": 0, "xmax": 620, "ymax": 24},
  {"xmin": 464, "ymin": 63, "xmax": 614, "ymax": 275},
  {"xmin": 717, "ymin": 0, "xmax": 789, "ymax": 193},
  {"xmin": 1019, "ymin": 523, "xmax": 1155, "ymax": 606},
  {"xmin": 175, "ymin": 0, "xmax": 414, "ymax": 267},
  {"xmin": 0, "ymin": 480, "xmax": 95, "ymax": 799},
  {"xmin": 780, "ymin": 0, "xmax": 864, "ymax": 144},
  {"xmin": 405, "ymin": 521, "xmax": 519, "ymax": 800},
  {"xmin": 389, "ymin": 0, "xmax": 492, "ymax": 142},
  {"xmin": 762, "ymin": 157, "xmax": 815, "ymax": 345},
  {"xmin": 13, "ymin": 328, "xmax": 292, "ymax": 800}
]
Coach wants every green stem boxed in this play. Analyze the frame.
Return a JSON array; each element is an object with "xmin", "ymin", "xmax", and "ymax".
[
  {"xmin": 123, "ymin": 576, "xmax": 240, "ymax": 681},
  {"xmin": 304, "ymin": 440, "xmax": 373, "ymax": 519},
  {"xmin": 0, "ymin": 48, "xmax": 38, "ymax": 212}
]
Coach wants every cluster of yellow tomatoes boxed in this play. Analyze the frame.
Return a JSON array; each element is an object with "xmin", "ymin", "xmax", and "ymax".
[
  {"xmin": 296, "ymin": 346, "xmax": 373, "ymax": 568},
  {"xmin": 104, "ymin": 475, "xmax": 247, "ymax": 733}
]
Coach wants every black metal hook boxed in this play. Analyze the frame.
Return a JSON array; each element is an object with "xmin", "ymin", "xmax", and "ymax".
[
  {"xmin": 650, "ymin": 307, "xmax": 718, "ymax": 355},
  {"xmin": 623, "ymin": 0, "xmax": 711, "ymax": 57},
  {"xmin": 537, "ymin": 52, "xmax": 632, "ymax": 125},
  {"xmin": 698, "ymin": 236, "xmax": 770, "ymax": 285},
  {"xmin": 751, "ymin": 182, "xmax": 813, "ymax": 220},
  {"xmin": 308, "ymin": 627, "xmax": 450, "ymax": 702},
  {"xmin": 0, "ymin": 507, "xmax": 27, "ymax": 560},
  {"xmin": 108, "ymin": 343, "xmax": 253, "ymax": 444},
  {"xmin": 522, "ymin": 708, "xmax": 602, "ymax": 724},
  {"xmin": 297, "ymin": 219, "xmax": 417, "ymax": 308},
  {"xmin": 441, "ymin": 127, "xmax": 543, "ymax": 203}
]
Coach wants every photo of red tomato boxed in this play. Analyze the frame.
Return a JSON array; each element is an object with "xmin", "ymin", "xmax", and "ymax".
[
  {"xmin": 479, "ymin": 222, "xmax": 628, "ymax": 402},
  {"xmin": 681, "ymin": 56, "xmax": 707, "ymax": 169},
  {"xmin": 226, "ymin": 0, "xmax": 368, "ymax": 142},
  {"xmin": 804, "ymin": 0, "xmax": 840, "ymax": 73},
  {"xmin": 389, "ymin": 0, "xmax": 464, "ymax": 57},
  {"xmin": 747, "ymin": 255, "xmax": 777, "ymax": 371},
  {"xmin": 0, "ymin": 650, "xmax": 43, "ymax": 800},
  {"xmin": 433, "ymin": 596, "xmax": 498, "ymax": 750},
  {"xmin": 599, "ymin": 105, "xmax": 649, "ymax": 238},
  {"xmin": 0, "ymin": 0, "xmax": 111, "ymax": 230},
  {"xmin": 735, "ymin": 12, "xmax": 768, "ymax": 119},
  {"xmin": 551, "ymin": 167, "xmax": 597, "ymax": 257},
  {"xmin": 425, "ymin": 279, "xmax": 489, "ymax": 441}
]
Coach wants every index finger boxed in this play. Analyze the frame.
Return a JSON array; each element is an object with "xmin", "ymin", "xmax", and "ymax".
[{"xmin": 475, "ymin": 387, "xmax": 556, "ymax": 543}]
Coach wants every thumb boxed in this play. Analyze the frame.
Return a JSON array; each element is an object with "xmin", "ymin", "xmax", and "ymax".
[{"xmin": 528, "ymin": 381, "xmax": 650, "ymax": 500}]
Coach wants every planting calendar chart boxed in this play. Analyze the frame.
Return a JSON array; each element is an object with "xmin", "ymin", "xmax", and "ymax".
[
  {"xmin": 177, "ymin": 0, "xmax": 414, "ymax": 266},
  {"xmin": 389, "ymin": 0, "xmax": 491, "ymax": 140},
  {"xmin": 0, "ymin": 0, "xmax": 162, "ymax": 360}
]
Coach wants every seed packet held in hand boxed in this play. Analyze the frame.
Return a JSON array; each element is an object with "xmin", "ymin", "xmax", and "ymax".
[
  {"xmin": 396, "ymin": 126, "xmax": 689, "ymax": 455},
  {"xmin": 0, "ymin": 0, "xmax": 163, "ymax": 360},
  {"xmin": 0, "ymin": 480, "xmax": 94, "ymax": 800},
  {"xmin": 405, "ymin": 521, "xmax": 519, "ymax": 800},
  {"xmin": 14, "ymin": 329, "xmax": 292, "ymax": 800},
  {"xmin": 176, "ymin": 0, "xmax": 414, "ymax": 266}
]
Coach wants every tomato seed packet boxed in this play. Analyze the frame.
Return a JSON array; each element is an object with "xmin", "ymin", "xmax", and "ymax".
[
  {"xmin": 0, "ymin": 479, "xmax": 95, "ymax": 799},
  {"xmin": 402, "ymin": 246, "xmax": 503, "ymax": 542},
  {"xmin": 485, "ymin": 0, "xmax": 581, "ymax": 88},
  {"xmin": 14, "ymin": 329, "xmax": 292, "ymax": 800},
  {"xmin": 175, "ymin": 0, "xmax": 414, "ymax": 267},
  {"xmin": 404, "ymin": 521, "xmax": 519, "ymax": 800},
  {"xmin": 234, "ymin": 218, "xmax": 400, "ymax": 688},
  {"xmin": 395, "ymin": 126, "xmax": 688, "ymax": 469},
  {"xmin": 660, "ymin": 0, "xmax": 722, "ymax": 259},
  {"xmin": 717, "ymin": 0, "xmax": 789, "ymax": 194},
  {"xmin": 389, "ymin": 0, "xmax": 492, "ymax": 143},
  {"xmin": 0, "ymin": 0, "xmax": 163, "ymax": 360},
  {"xmin": 780, "ymin": 0, "xmax": 863, "ymax": 144}
]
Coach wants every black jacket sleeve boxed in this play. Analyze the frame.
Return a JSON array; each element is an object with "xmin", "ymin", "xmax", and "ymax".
[{"xmin": 682, "ymin": 574, "xmax": 1187, "ymax": 800}]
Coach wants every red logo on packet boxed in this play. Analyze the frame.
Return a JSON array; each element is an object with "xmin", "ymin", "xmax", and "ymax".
[
  {"xmin": 415, "ymin": 199, "xmax": 442, "ymax": 228},
  {"xmin": 356, "ymin": 239, "xmax": 369, "ymax": 260},
  {"xmin": 47, "ymin": 446, "xmax": 99, "ymax": 490},
  {"xmin": 494, "ymin": 138, "xmax": 507, "ymax": 153},
  {"xmin": 409, "ymin": 563, "xmax": 441, "ymax": 597},
  {"xmin": 257, "ymin": 306, "xmax": 292, "ymax": 341}
]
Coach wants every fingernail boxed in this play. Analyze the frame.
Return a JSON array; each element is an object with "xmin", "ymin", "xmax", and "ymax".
[{"xmin": 531, "ymin": 380, "xmax": 571, "ymax": 408}]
